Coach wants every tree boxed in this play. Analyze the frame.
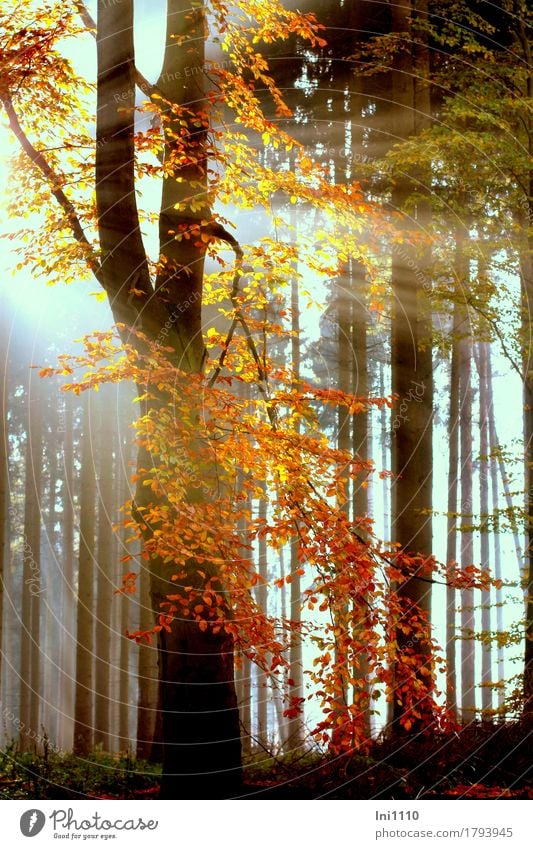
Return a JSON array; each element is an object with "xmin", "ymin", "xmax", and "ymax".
[{"xmin": 2, "ymin": 0, "xmax": 497, "ymax": 796}]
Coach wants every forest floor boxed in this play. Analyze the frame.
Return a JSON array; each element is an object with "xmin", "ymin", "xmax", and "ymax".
[{"xmin": 0, "ymin": 722, "xmax": 531, "ymax": 800}]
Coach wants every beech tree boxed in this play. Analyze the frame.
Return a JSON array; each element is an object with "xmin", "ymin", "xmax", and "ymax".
[{"xmin": 1, "ymin": 0, "xmax": 502, "ymax": 798}]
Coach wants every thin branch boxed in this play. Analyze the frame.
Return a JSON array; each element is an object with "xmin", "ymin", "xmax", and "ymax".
[{"xmin": 1, "ymin": 94, "xmax": 103, "ymax": 284}]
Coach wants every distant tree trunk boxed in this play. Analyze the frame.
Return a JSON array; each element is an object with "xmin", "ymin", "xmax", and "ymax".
[
  {"xmin": 350, "ymin": 259, "xmax": 371, "ymax": 737},
  {"xmin": 336, "ymin": 263, "xmax": 352, "ymax": 729},
  {"xmin": 513, "ymin": 0, "xmax": 533, "ymax": 717},
  {"xmin": 60, "ymin": 391, "xmax": 76, "ymax": 750},
  {"xmin": 459, "ymin": 325, "xmax": 475, "ymax": 722},
  {"xmin": 390, "ymin": 0, "xmax": 434, "ymax": 729},
  {"xmin": 446, "ymin": 305, "xmax": 460, "ymax": 717},
  {"xmin": 19, "ymin": 377, "xmax": 42, "ymax": 751},
  {"xmin": 256, "ymin": 488, "xmax": 269, "ymax": 748},
  {"xmin": 0, "ymin": 310, "xmax": 8, "ymax": 698},
  {"xmin": 478, "ymin": 341, "xmax": 492, "ymax": 719},
  {"xmin": 287, "ymin": 274, "xmax": 304, "ymax": 749},
  {"xmin": 43, "ymin": 393, "xmax": 60, "ymax": 743},
  {"xmin": 94, "ymin": 389, "xmax": 114, "ymax": 750},
  {"xmin": 486, "ymin": 350, "xmax": 505, "ymax": 711},
  {"xmin": 379, "ymin": 360, "xmax": 390, "ymax": 541},
  {"xmin": 73, "ymin": 392, "xmax": 96, "ymax": 755},
  {"xmin": 236, "ymin": 460, "xmax": 252, "ymax": 756}
]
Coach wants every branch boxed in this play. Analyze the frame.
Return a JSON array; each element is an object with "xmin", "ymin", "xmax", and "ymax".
[{"xmin": 1, "ymin": 94, "xmax": 103, "ymax": 285}]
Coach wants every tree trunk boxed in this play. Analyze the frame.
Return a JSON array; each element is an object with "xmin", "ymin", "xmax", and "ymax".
[
  {"xmin": 287, "ymin": 274, "xmax": 304, "ymax": 749},
  {"xmin": 96, "ymin": 0, "xmax": 242, "ymax": 796},
  {"xmin": 0, "ymin": 308, "xmax": 8, "ymax": 700},
  {"xmin": 136, "ymin": 551, "xmax": 159, "ymax": 760},
  {"xmin": 19, "ymin": 376, "xmax": 42, "ymax": 752},
  {"xmin": 94, "ymin": 388, "xmax": 114, "ymax": 751},
  {"xmin": 486, "ymin": 349, "xmax": 505, "ymax": 712},
  {"xmin": 390, "ymin": 0, "xmax": 434, "ymax": 729},
  {"xmin": 256, "ymin": 486, "xmax": 269, "ymax": 748},
  {"xmin": 73, "ymin": 392, "xmax": 96, "ymax": 755},
  {"xmin": 459, "ymin": 327, "xmax": 475, "ymax": 722},
  {"xmin": 350, "ymin": 259, "xmax": 371, "ymax": 737},
  {"xmin": 59, "ymin": 391, "xmax": 76, "ymax": 751},
  {"xmin": 478, "ymin": 341, "xmax": 492, "ymax": 719},
  {"xmin": 445, "ymin": 305, "xmax": 460, "ymax": 717}
]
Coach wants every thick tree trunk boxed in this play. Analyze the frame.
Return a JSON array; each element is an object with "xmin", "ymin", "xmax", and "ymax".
[
  {"xmin": 96, "ymin": 0, "xmax": 241, "ymax": 796},
  {"xmin": 390, "ymin": 0, "xmax": 434, "ymax": 729},
  {"xmin": 136, "ymin": 552, "xmax": 159, "ymax": 760}
]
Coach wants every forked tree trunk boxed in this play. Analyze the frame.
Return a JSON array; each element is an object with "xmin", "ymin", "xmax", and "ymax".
[{"xmin": 96, "ymin": 1, "xmax": 241, "ymax": 796}]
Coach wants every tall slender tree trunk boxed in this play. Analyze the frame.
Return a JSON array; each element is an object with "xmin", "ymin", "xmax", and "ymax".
[
  {"xmin": 0, "ymin": 308, "xmax": 8, "ymax": 699},
  {"xmin": 478, "ymin": 341, "xmax": 492, "ymax": 719},
  {"xmin": 256, "ymin": 488, "xmax": 269, "ymax": 748},
  {"xmin": 19, "ymin": 377, "xmax": 42, "ymax": 751},
  {"xmin": 459, "ymin": 326, "xmax": 475, "ymax": 722},
  {"xmin": 486, "ymin": 350, "xmax": 505, "ymax": 711},
  {"xmin": 60, "ymin": 392, "xmax": 76, "ymax": 750},
  {"xmin": 446, "ymin": 305, "xmax": 461, "ymax": 717},
  {"xmin": 287, "ymin": 274, "xmax": 304, "ymax": 749},
  {"xmin": 94, "ymin": 389, "xmax": 113, "ymax": 750},
  {"xmin": 350, "ymin": 259, "xmax": 371, "ymax": 737},
  {"xmin": 73, "ymin": 392, "xmax": 96, "ymax": 755}
]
